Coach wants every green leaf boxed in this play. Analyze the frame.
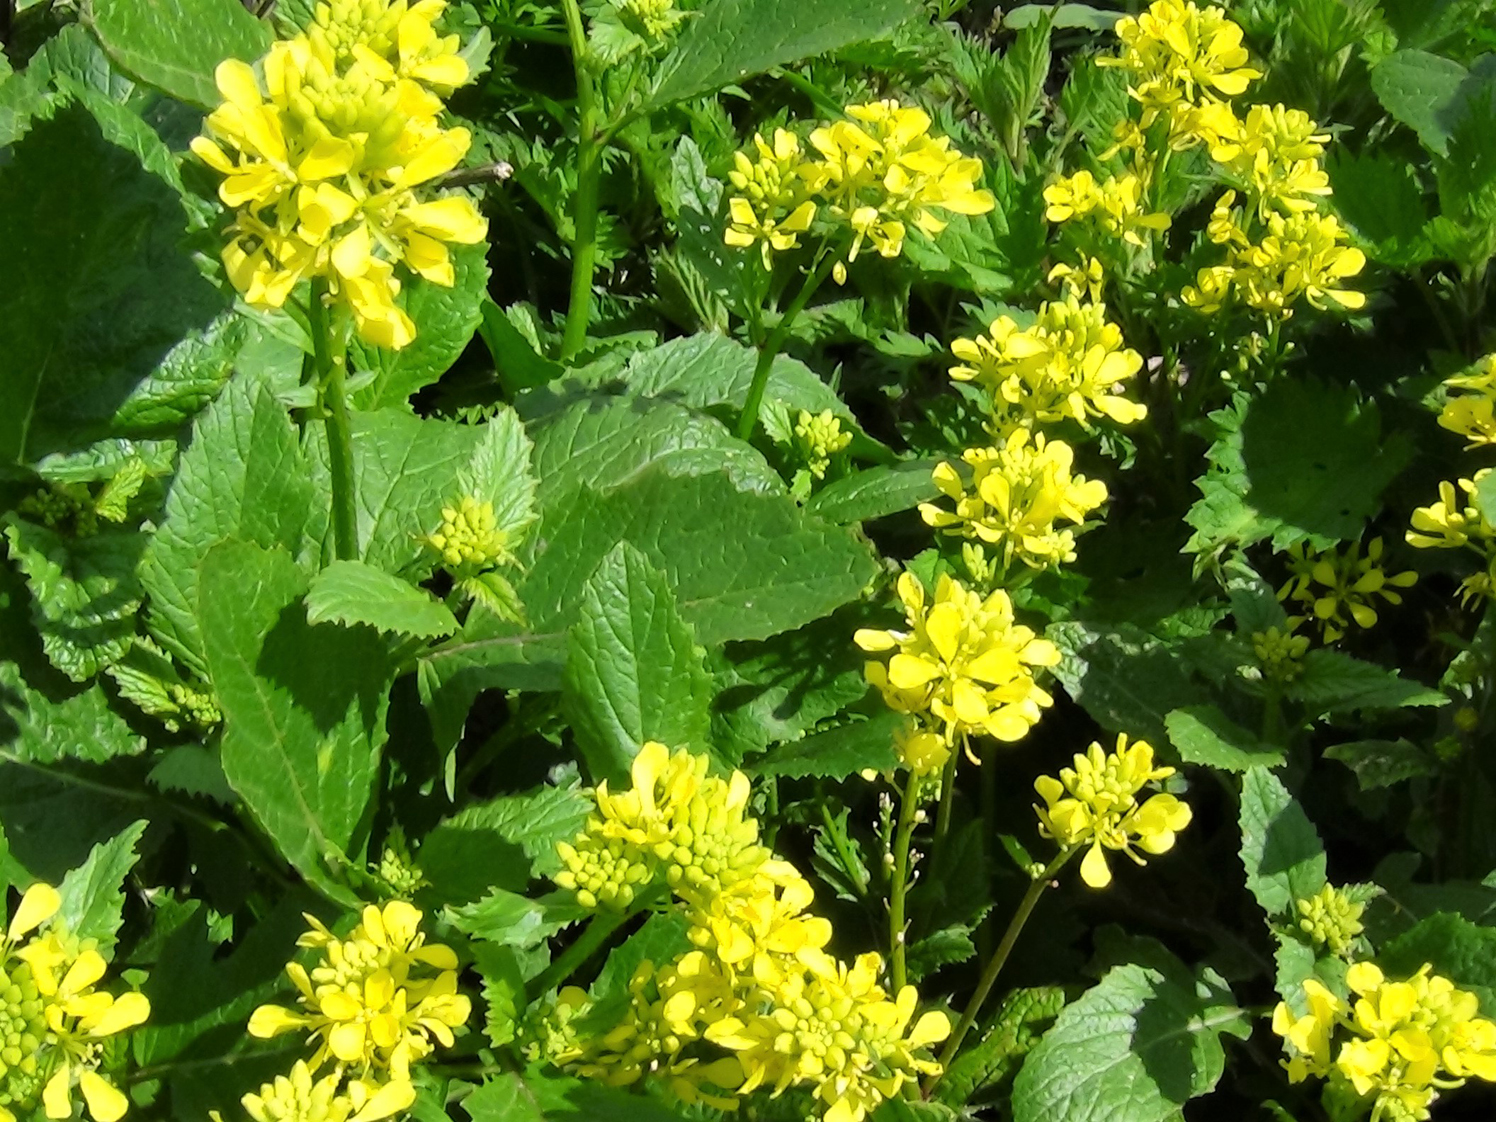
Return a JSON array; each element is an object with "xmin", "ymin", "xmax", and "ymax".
[
  {"xmin": 1287, "ymin": 650, "xmax": 1446, "ymax": 713},
  {"xmin": 464, "ymin": 1070, "xmax": 692, "ymax": 1122},
  {"xmin": 350, "ymin": 243, "xmax": 491, "ymax": 410},
  {"xmin": 1323, "ymin": 738, "xmax": 1436, "ymax": 789},
  {"xmin": 142, "ymin": 377, "xmax": 315, "ymax": 676},
  {"xmin": 1379, "ymin": 913, "xmax": 1496, "ymax": 1013},
  {"xmin": 1012, "ymin": 956, "xmax": 1248, "ymax": 1122},
  {"xmin": 479, "ymin": 300, "xmax": 563, "ymax": 394},
  {"xmin": 647, "ymin": 0, "xmax": 920, "ymax": 109},
  {"xmin": 0, "ymin": 662, "xmax": 146, "ymax": 766},
  {"xmin": 473, "ymin": 943, "xmax": 525, "ymax": 1049},
  {"xmin": 936, "ymin": 987, "xmax": 1067, "ymax": 1108},
  {"xmin": 1239, "ymin": 768, "xmax": 1327, "ymax": 921},
  {"xmin": 750, "ymin": 711, "xmax": 902, "ymax": 778},
  {"xmin": 563, "ymin": 543, "xmax": 714, "ymax": 786},
  {"xmin": 1326, "ymin": 150, "xmax": 1431, "ymax": 265},
  {"xmin": 1047, "ymin": 622, "xmax": 1211, "ymax": 746},
  {"xmin": 1005, "ymin": 3, "xmax": 1117, "ymax": 29},
  {"xmin": 305, "ymin": 559, "xmax": 458, "ymax": 639},
  {"xmin": 447, "ymin": 888, "xmax": 575, "ymax": 949},
  {"xmin": 90, "ymin": 0, "xmax": 272, "ymax": 110},
  {"xmin": 198, "ymin": 541, "xmax": 393, "ymax": 899},
  {"xmin": 1165, "ymin": 706, "xmax": 1286, "ymax": 772},
  {"xmin": 415, "ymin": 621, "xmax": 566, "ymax": 753},
  {"xmin": 522, "ymin": 465, "xmax": 879, "ymax": 646},
  {"xmin": 54, "ymin": 820, "xmax": 147, "ymax": 955},
  {"xmin": 1371, "ymin": 49, "xmax": 1469, "ymax": 155},
  {"xmin": 806, "ymin": 460, "xmax": 942, "ymax": 524},
  {"xmin": 0, "ymin": 104, "xmax": 229, "ymax": 467}
]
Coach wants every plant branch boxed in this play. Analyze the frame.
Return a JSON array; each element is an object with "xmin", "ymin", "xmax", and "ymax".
[
  {"xmin": 559, "ymin": 0, "xmax": 602, "ymax": 362},
  {"xmin": 736, "ymin": 250, "xmax": 837, "ymax": 440},
  {"xmin": 889, "ymin": 768, "xmax": 922, "ymax": 992},
  {"xmin": 529, "ymin": 906, "xmax": 632, "ymax": 997},
  {"xmin": 309, "ymin": 280, "xmax": 357, "ymax": 562}
]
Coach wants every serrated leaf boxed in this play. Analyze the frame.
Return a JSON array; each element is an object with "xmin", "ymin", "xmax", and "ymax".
[
  {"xmin": 91, "ymin": 0, "xmax": 272, "ymax": 110},
  {"xmin": 647, "ymin": 0, "xmax": 920, "ymax": 109},
  {"xmin": 0, "ymin": 662, "xmax": 146, "ymax": 766},
  {"xmin": 1379, "ymin": 912, "xmax": 1496, "ymax": 1013},
  {"xmin": 563, "ymin": 543, "xmax": 714, "ymax": 786},
  {"xmin": 473, "ymin": 943, "xmax": 525, "ymax": 1049},
  {"xmin": 1327, "ymin": 149, "xmax": 1431, "ymax": 265},
  {"xmin": 750, "ymin": 711, "xmax": 901, "ymax": 778},
  {"xmin": 1166, "ymin": 706, "xmax": 1285, "ymax": 772},
  {"xmin": 464, "ymin": 1070, "xmax": 693, "ymax": 1122},
  {"xmin": 937, "ymin": 986, "xmax": 1066, "ymax": 1107},
  {"xmin": 1323, "ymin": 738, "xmax": 1436, "ymax": 789},
  {"xmin": 54, "ymin": 820, "xmax": 148, "ymax": 955},
  {"xmin": 1287, "ymin": 650, "xmax": 1446, "ymax": 713},
  {"xmin": 415, "ymin": 620, "xmax": 566, "ymax": 753},
  {"xmin": 1239, "ymin": 768, "xmax": 1327, "ymax": 921},
  {"xmin": 1370, "ymin": 49, "xmax": 1469, "ymax": 155},
  {"xmin": 306, "ymin": 559, "xmax": 458, "ymax": 639},
  {"xmin": 1012, "ymin": 956, "xmax": 1248, "ymax": 1122},
  {"xmin": 806, "ymin": 460, "xmax": 942, "ymax": 524},
  {"xmin": 448, "ymin": 888, "xmax": 576, "ymax": 949},
  {"xmin": 198, "ymin": 541, "xmax": 393, "ymax": 901},
  {"xmin": 1047, "ymin": 621, "xmax": 1211, "ymax": 746},
  {"xmin": 148, "ymin": 745, "xmax": 235, "ymax": 803}
]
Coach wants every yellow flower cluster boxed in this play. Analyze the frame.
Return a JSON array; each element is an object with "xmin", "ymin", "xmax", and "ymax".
[
  {"xmin": 1274, "ymin": 962, "xmax": 1496, "ymax": 1119},
  {"xmin": 1277, "ymin": 537, "xmax": 1416, "ymax": 643},
  {"xmin": 724, "ymin": 101, "xmax": 995, "ymax": 280},
  {"xmin": 1294, "ymin": 885, "xmax": 1365, "ymax": 959},
  {"xmin": 919, "ymin": 432, "xmax": 1108, "ymax": 573},
  {"xmin": 1033, "ymin": 735, "xmax": 1192, "ymax": 889},
  {"xmin": 244, "ymin": 902, "xmax": 470, "ymax": 1121},
  {"xmin": 0, "ymin": 884, "xmax": 150, "ymax": 1122},
  {"xmin": 1042, "ymin": 169, "xmax": 1171, "ymax": 247},
  {"xmin": 192, "ymin": 0, "xmax": 487, "ymax": 349},
  {"xmin": 854, "ymin": 572, "xmax": 1060, "ymax": 758},
  {"xmin": 793, "ymin": 409, "xmax": 851, "ymax": 481},
  {"xmin": 551, "ymin": 744, "xmax": 951, "ymax": 1121},
  {"xmin": 424, "ymin": 495, "xmax": 512, "ymax": 572},
  {"xmin": 1437, "ymin": 354, "xmax": 1496, "ymax": 449}
]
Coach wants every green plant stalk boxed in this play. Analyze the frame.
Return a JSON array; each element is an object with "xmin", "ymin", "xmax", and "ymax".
[
  {"xmin": 819, "ymin": 801, "xmax": 869, "ymax": 895},
  {"xmin": 927, "ymin": 848, "xmax": 1075, "ymax": 1089},
  {"xmin": 560, "ymin": 0, "xmax": 601, "ymax": 362},
  {"xmin": 933, "ymin": 742, "xmax": 960, "ymax": 846},
  {"xmin": 309, "ymin": 280, "xmax": 358, "ymax": 562},
  {"xmin": 529, "ymin": 906, "xmax": 632, "ymax": 997},
  {"xmin": 889, "ymin": 768, "xmax": 922, "ymax": 992},
  {"xmin": 737, "ymin": 251, "xmax": 837, "ymax": 440}
]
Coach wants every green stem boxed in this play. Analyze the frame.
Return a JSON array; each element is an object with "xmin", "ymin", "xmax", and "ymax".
[
  {"xmin": 559, "ymin": 0, "xmax": 601, "ymax": 362},
  {"xmin": 736, "ymin": 251, "xmax": 836, "ymax": 440},
  {"xmin": 927, "ymin": 849, "xmax": 1075, "ymax": 1089},
  {"xmin": 890, "ymin": 769, "xmax": 922, "ymax": 992},
  {"xmin": 310, "ymin": 281, "xmax": 357, "ymax": 562},
  {"xmin": 933, "ymin": 741, "xmax": 960, "ymax": 847},
  {"xmin": 530, "ymin": 907, "xmax": 632, "ymax": 996}
]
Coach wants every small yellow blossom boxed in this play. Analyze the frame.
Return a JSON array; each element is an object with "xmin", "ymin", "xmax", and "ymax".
[
  {"xmin": 1295, "ymin": 885, "xmax": 1365, "ymax": 958},
  {"xmin": 1197, "ymin": 102, "xmax": 1331, "ymax": 215},
  {"xmin": 1278, "ymin": 537, "xmax": 1417, "ymax": 643},
  {"xmin": 248, "ymin": 901, "xmax": 469, "ymax": 1084},
  {"xmin": 1185, "ymin": 207, "xmax": 1366, "ymax": 316},
  {"xmin": 1251, "ymin": 622, "xmax": 1309, "ymax": 684},
  {"xmin": 919, "ymin": 433, "xmax": 1108, "ymax": 572},
  {"xmin": 855, "ymin": 572, "xmax": 1060, "ymax": 746},
  {"xmin": 895, "ymin": 722, "xmax": 951, "ymax": 776},
  {"xmin": 1438, "ymin": 355, "xmax": 1496, "ymax": 448},
  {"xmin": 1271, "ymin": 977, "xmax": 1343, "ymax": 1083},
  {"xmin": 1042, "ymin": 170, "xmax": 1171, "ymax": 246},
  {"xmin": 237, "ymin": 1060, "xmax": 413, "ymax": 1122},
  {"xmin": 724, "ymin": 129, "xmax": 822, "ymax": 268},
  {"xmin": 1033, "ymin": 734, "xmax": 1192, "ymax": 889},
  {"xmin": 1407, "ymin": 475, "xmax": 1496, "ymax": 551},
  {"xmin": 793, "ymin": 409, "xmax": 851, "ymax": 480},
  {"xmin": 949, "ymin": 293, "xmax": 1148, "ymax": 432}
]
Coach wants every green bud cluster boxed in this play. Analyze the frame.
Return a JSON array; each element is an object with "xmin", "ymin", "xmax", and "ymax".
[
  {"xmin": 285, "ymin": 57, "xmax": 409, "ymax": 154},
  {"xmin": 555, "ymin": 836, "xmax": 655, "ymax": 910},
  {"xmin": 0, "ymin": 960, "xmax": 45, "ymax": 1104},
  {"xmin": 427, "ymin": 495, "xmax": 509, "ymax": 571},
  {"xmin": 1252, "ymin": 625, "xmax": 1309, "ymax": 684},
  {"xmin": 1295, "ymin": 884, "xmax": 1365, "ymax": 957},
  {"xmin": 19, "ymin": 483, "xmax": 98, "ymax": 537},
  {"xmin": 376, "ymin": 845, "xmax": 429, "ymax": 899},
  {"xmin": 658, "ymin": 802, "xmax": 768, "ymax": 905},
  {"xmin": 622, "ymin": 0, "xmax": 679, "ymax": 38},
  {"xmin": 168, "ymin": 683, "xmax": 222, "ymax": 731},
  {"xmin": 793, "ymin": 409, "xmax": 850, "ymax": 480},
  {"xmin": 312, "ymin": 0, "xmax": 401, "ymax": 61}
]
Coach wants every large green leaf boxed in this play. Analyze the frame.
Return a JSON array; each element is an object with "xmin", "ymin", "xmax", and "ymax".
[
  {"xmin": 647, "ymin": 0, "xmax": 920, "ymax": 108},
  {"xmin": 305, "ymin": 559, "xmax": 458, "ymax": 639},
  {"xmin": 1287, "ymin": 650, "xmax": 1446, "ymax": 714},
  {"xmin": 0, "ymin": 104, "xmax": 228, "ymax": 467},
  {"xmin": 1239, "ymin": 768, "xmax": 1326, "ymax": 921},
  {"xmin": 198, "ymin": 541, "xmax": 393, "ymax": 899},
  {"xmin": 1370, "ymin": 49, "xmax": 1469, "ymax": 155},
  {"xmin": 521, "ymin": 464, "xmax": 879, "ymax": 645},
  {"xmin": 1165, "ymin": 706, "xmax": 1285, "ymax": 772},
  {"xmin": 806, "ymin": 460, "xmax": 942, "ymax": 524},
  {"xmin": 750, "ymin": 711, "xmax": 901, "ymax": 779},
  {"xmin": 415, "ymin": 620, "xmax": 567, "ymax": 753},
  {"xmin": 1047, "ymin": 622, "xmax": 1212, "ymax": 746},
  {"xmin": 563, "ymin": 543, "xmax": 714, "ymax": 786},
  {"xmin": 0, "ymin": 663, "xmax": 146, "ymax": 766},
  {"xmin": 1379, "ymin": 912, "xmax": 1496, "ymax": 1013},
  {"xmin": 54, "ymin": 820, "xmax": 148, "ymax": 955},
  {"xmin": 936, "ymin": 987, "xmax": 1067, "ymax": 1109},
  {"xmin": 90, "ymin": 0, "xmax": 272, "ymax": 109},
  {"xmin": 1012, "ymin": 955, "xmax": 1248, "ymax": 1122},
  {"xmin": 141, "ymin": 377, "xmax": 315, "ymax": 676}
]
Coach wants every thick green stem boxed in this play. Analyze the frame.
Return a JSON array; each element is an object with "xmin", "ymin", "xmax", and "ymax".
[
  {"xmin": 933, "ymin": 742, "xmax": 960, "ymax": 847},
  {"xmin": 530, "ymin": 907, "xmax": 631, "ymax": 997},
  {"xmin": 927, "ymin": 849, "xmax": 1075, "ymax": 1089},
  {"xmin": 889, "ymin": 769, "xmax": 922, "ymax": 992},
  {"xmin": 736, "ymin": 252, "xmax": 836, "ymax": 440},
  {"xmin": 310, "ymin": 281, "xmax": 357, "ymax": 562},
  {"xmin": 559, "ymin": 0, "xmax": 601, "ymax": 362}
]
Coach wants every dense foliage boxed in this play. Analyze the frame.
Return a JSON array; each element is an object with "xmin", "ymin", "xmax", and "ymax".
[{"xmin": 3, "ymin": 0, "xmax": 1496, "ymax": 1119}]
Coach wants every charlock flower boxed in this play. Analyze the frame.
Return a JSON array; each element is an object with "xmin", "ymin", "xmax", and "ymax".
[
  {"xmin": 724, "ymin": 129, "xmax": 823, "ymax": 268},
  {"xmin": 1042, "ymin": 170, "xmax": 1171, "ymax": 246},
  {"xmin": 1438, "ymin": 355, "xmax": 1496, "ymax": 448},
  {"xmin": 793, "ymin": 409, "xmax": 851, "ymax": 481},
  {"xmin": 1295, "ymin": 884, "xmax": 1365, "ymax": 958},
  {"xmin": 1196, "ymin": 102, "xmax": 1331, "ymax": 215},
  {"xmin": 234, "ymin": 1060, "xmax": 413, "ymax": 1122},
  {"xmin": 1278, "ymin": 537, "xmax": 1417, "ymax": 643},
  {"xmin": 424, "ymin": 494, "xmax": 512, "ymax": 571},
  {"xmin": 920, "ymin": 432, "xmax": 1108, "ymax": 573},
  {"xmin": 1251, "ymin": 622, "xmax": 1309, "ymax": 684},
  {"xmin": 308, "ymin": 0, "xmax": 469, "ymax": 93},
  {"xmin": 1033, "ymin": 734, "xmax": 1192, "ymax": 889},
  {"xmin": 855, "ymin": 572, "xmax": 1060, "ymax": 748}
]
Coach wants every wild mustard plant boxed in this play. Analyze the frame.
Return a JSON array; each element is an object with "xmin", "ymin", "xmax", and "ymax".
[
  {"xmin": 1294, "ymin": 885, "xmax": 1366, "ymax": 958},
  {"xmin": 1278, "ymin": 537, "xmax": 1417, "ymax": 643},
  {"xmin": 1437, "ymin": 355, "xmax": 1496, "ymax": 448}
]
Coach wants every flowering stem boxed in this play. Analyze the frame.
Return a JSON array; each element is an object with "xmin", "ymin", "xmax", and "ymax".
[
  {"xmin": 889, "ymin": 768, "xmax": 922, "ymax": 992},
  {"xmin": 933, "ymin": 744, "xmax": 960, "ymax": 847},
  {"xmin": 310, "ymin": 280, "xmax": 358, "ymax": 563},
  {"xmin": 529, "ymin": 907, "xmax": 632, "ymax": 997},
  {"xmin": 927, "ymin": 848, "xmax": 1075, "ymax": 1089},
  {"xmin": 736, "ymin": 251, "xmax": 836, "ymax": 441},
  {"xmin": 559, "ymin": 0, "xmax": 601, "ymax": 362}
]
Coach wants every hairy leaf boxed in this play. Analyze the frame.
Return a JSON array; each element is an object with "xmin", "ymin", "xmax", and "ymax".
[
  {"xmin": 91, "ymin": 0, "xmax": 272, "ymax": 109},
  {"xmin": 1239, "ymin": 768, "xmax": 1327, "ymax": 920},
  {"xmin": 305, "ymin": 559, "xmax": 458, "ymax": 639}
]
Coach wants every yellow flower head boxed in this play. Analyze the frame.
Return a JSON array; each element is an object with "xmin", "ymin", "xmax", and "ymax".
[
  {"xmin": 724, "ymin": 129, "xmax": 823, "ymax": 268},
  {"xmin": 1272, "ymin": 977, "xmax": 1344, "ymax": 1083},
  {"xmin": 424, "ymin": 494, "xmax": 511, "ymax": 571},
  {"xmin": 793, "ymin": 409, "xmax": 851, "ymax": 480},
  {"xmin": 1101, "ymin": 1, "xmax": 1261, "ymax": 131},
  {"xmin": 895, "ymin": 722, "xmax": 952, "ymax": 776},
  {"xmin": 1251, "ymin": 621, "xmax": 1310, "ymax": 684},
  {"xmin": 1408, "ymin": 474, "xmax": 1496, "ymax": 551},
  {"xmin": 854, "ymin": 572, "xmax": 1060, "ymax": 746},
  {"xmin": 1190, "ymin": 208, "xmax": 1366, "ymax": 317},
  {"xmin": 238, "ymin": 1060, "xmax": 414, "ymax": 1122},
  {"xmin": 1438, "ymin": 355, "xmax": 1496, "ymax": 448},
  {"xmin": 1042, "ymin": 170, "xmax": 1171, "ymax": 246},
  {"xmin": 1199, "ymin": 102, "xmax": 1331, "ymax": 215},
  {"xmin": 1295, "ymin": 884, "xmax": 1366, "ymax": 958},
  {"xmin": 192, "ymin": 1, "xmax": 487, "ymax": 349},
  {"xmin": 248, "ymin": 901, "xmax": 469, "ymax": 1082},
  {"xmin": 1278, "ymin": 537, "xmax": 1417, "ymax": 643},
  {"xmin": 920, "ymin": 432, "xmax": 1108, "ymax": 572},
  {"xmin": 1034, "ymin": 734, "xmax": 1191, "ymax": 888},
  {"xmin": 949, "ymin": 293, "xmax": 1148, "ymax": 432}
]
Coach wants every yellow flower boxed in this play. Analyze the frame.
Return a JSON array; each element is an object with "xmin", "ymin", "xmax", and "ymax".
[
  {"xmin": 724, "ymin": 129, "xmax": 822, "ymax": 268},
  {"xmin": 949, "ymin": 293, "xmax": 1148, "ymax": 432},
  {"xmin": 238, "ymin": 1061, "xmax": 413, "ymax": 1122},
  {"xmin": 1438, "ymin": 355, "xmax": 1496, "ymax": 447},
  {"xmin": 855, "ymin": 572, "xmax": 1060, "ymax": 746},
  {"xmin": 424, "ymin": 495, "xmax": 511, "ymax": 570},
  {"xmin": 1407, "ymin": 475, "xmax": 1496, "ymax": 551},
  {"xmin": 248, "ymin": 902, "xmax": 469, "ymax": 1082},
  {"xmin": 1295, "ymin": 885, "xmax": 1365, "ymax": 958},
  {"xmin": 1272, "ymin": 977, "xmax": 1344, "ymax": 1083},
  {"xmin": 308, "ymin": 0, "xmax": 470, "ymax": 93},
  {"xmin": 1200, "ymin": 102, "xmax": 1331, "ymax": 215},
  {"xmin": 1278, "ymin": 537, "xmax": 1417, "ymax": 643},
  {"xmin": 1033, "ymin": 734, "xmax": 1191, "ymax": 888},
  {"xmin": 919, "ymin": 433, "xmax": 1108, "ymax": 572},
  {"xmin": 1100, "ymin": 1, "xmax": 1261, "ymax": 132},
  {"xmin": 685, "ymin": 871, "xmax": 834, "ymax": 989},
  {"xmin": 1042, "ymin": 170, "xmax": 1171, "ymax": 246},
  {"xmin": 793, "ymin": 409, "xmax": 851, "ymax": 480},
  {"xmin": 895, "ymin": 722, "xmax": 951, "ymax": 776}
]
